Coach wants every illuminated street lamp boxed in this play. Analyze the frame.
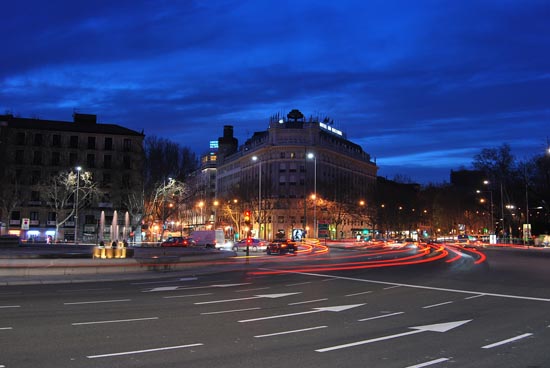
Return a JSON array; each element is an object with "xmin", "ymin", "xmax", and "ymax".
[
  {"xmin": 198, "ymin": 201, "xmax": 204, "ymax": 229},
  {"xmin": 476, "ymin": 187, "xmax": 494, "ymax": 235},
  {"xmin": 252, "ymin": 156, "xmax": 261, "ymax": 238},
  {"xmin": 307, "ymin": 153, "xmax": 317, "ymax": 238},
  {"xmin": 74, "ymin": 166, "xmax": 82, "ymax": 243}
]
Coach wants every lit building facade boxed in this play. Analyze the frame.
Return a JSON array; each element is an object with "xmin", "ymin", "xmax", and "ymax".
[
  {"xmin": 215, "ymin": 109, "xmax": 378, "ymax": 240},
  {"xmin": 0, "ymin": 113, "xmax": 144, "ymax": 242}
]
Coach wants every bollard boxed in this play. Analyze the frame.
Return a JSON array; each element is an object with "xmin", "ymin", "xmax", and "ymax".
[
  {"xmin": 115, "ymin": 247, "xmax": 122, "ymax": 258},
  {"xmin": 105, "ymin": 247, "xmax": 114, "ymax": 259},
  {"xmin": 93, "ymin": 247, "xmax": 102, "ymax": 259}
]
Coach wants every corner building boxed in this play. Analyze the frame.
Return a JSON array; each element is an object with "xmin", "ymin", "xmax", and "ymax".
[{"xmin": 216, "ymin": 109, "xmax": 378, "ymax": 240}]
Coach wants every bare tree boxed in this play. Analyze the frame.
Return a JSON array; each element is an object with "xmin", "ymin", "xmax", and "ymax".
[{"xmin": 43, "ymin": 170, "xmax": 101, "ymax": 240}]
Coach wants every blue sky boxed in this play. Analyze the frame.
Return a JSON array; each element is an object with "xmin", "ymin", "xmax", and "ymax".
[{"xmin": 2, "ymin": 0, "xmax": 549, "ymax": 183}]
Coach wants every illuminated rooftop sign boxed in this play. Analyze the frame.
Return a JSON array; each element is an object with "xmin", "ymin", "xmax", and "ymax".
[{"xmin": 319, "ymin": 122, "xmax": 343, "ymax": 136}]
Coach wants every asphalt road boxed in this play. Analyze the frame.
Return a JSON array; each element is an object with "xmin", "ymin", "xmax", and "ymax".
[{"xmin": 1, "ymin": 246, "xmax": 549, "ymax": 367}]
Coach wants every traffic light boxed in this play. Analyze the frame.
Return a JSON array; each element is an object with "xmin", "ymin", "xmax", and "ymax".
[
  {"xmin": 246, "ymin": 237, "xmax": 252, "ymax": 246},
  {"xmin": 244, "ymin": 210, "xmax": 251, "ymax": 223}
]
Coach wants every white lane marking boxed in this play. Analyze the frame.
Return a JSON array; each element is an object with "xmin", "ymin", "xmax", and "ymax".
[
  {"xmin": 286, "ymin": 282, "xmax": 312, "ymax": 287},
  {"xmin": 72, "ymin": 317, "xmax": 159, "ymax": 326},
  {"xmin": 288, "ymin": 298, "xmax": 328, "ymax": 306},
  {"xmin": 358, "ymin": 312, "xmax": 404, "ymax": 322},
  {"xmin": 201, "ymin": 307, "xmax": 261, "ymax": 315},
  {"xmin": 195, "ymin": 292, "xmax": 301, "ymax": 305},
  {"xmin": 87, "ymin": 343, "xmax": 203, "ymax": 359},
  {"xmin": 346, "ymin": 291, "xmax": 372, "ymax": 297},
  {"xmin": 57, "ymin": 288, "xmax": 112, "ymax": 293},
  {"xmin": 235, "ymin": 287, "xmax": 270, "ymax": 293},
  {"xmin": 383, "ymin": 285, "xmax": 402, "ymax": 290},
  {"xmin": 64, "ymin": 299, "xmax": 131, "ymax": 305},
  {"xmin": 0, "ymin": 305, "xmax": 20, "ymax": 309},
  {"xmin": 240, "ymin": 304, "xmax": 365, "ymax": 323},
  {"xmin": 464, "ymin": 294, "xmax": 485, "ymax": 300},
  {"xmin": 405, "ymin": 357, "xmax": 450, "ymax": 367},
  {"xmin": 316, "ymin": 320, "xmax": 471, "ymax": 353},
  {"xmin": 422, "ymin": 301, "xmax": 453, "ymax": 309},
  {"xmin": 481, "ymin": 333, "xmax": 533, "ymax": 349},
  {"xmin": 144, "ymin": 283, "xmax": 251, "ymax": 292},
  {"xmin": 293, "ymin": 272, "xmax": 550, "ymax": 302},
  {"xmin": 147, "ymin": 286, "xmax": 179, "ymax": 292},
  {"xmin": 132, "ymin": 277, "xmax": 197, "ymax": 285},
  {"xmin": 0, "ymin": 327, "xmax": 13, "ymax": 330},
  {"xmin": 255, "ymin": 326, "xmax": 328, "ymax": 338},
  {"xmin": 163, "ymin": 293, "xmax": 212, "ymax": 299}
]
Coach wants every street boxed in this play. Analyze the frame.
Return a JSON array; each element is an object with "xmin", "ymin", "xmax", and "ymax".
[{"xmin": 1, "ymin": 245, "xmax": 550, "ymax": 367}]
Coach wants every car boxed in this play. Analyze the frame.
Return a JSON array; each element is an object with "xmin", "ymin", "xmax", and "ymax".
[
  {"xmin": 266, "ymin": 239, "xmax": 297, "ymax": 255},
  {"xmin": 160, "ymin": 236, "xmax": 195, "ymax": 247},
  {"xmin": 232, "ymin": 238, "xmax": 268, "ymax": 252}
]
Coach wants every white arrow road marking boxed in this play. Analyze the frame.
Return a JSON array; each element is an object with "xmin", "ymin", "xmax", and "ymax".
[
  {"xmin": 316, "ymin": 320, "xmax": 472, "ymax": 352},
  {"xmin": 145, "ymin": 283, "xmax": 251, "ymax": 292},
  {"xmin": 195, "ymin": 292, "xmax": 301, "ymax": 305},
  {"xmin": 239, "ymin": 304, "xmax": 365, "ymax": 323}
]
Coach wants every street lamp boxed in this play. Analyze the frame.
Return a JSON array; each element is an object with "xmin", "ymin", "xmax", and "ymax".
[
  {"xmin": 307, "ymin": 153, "xmax": 317, "ymax": 238},
  {"xmin": 476, "ymin": 187, "xmax": 494, "ymax": 235},
  {"xmin": 198, "ymin": 201, "xmax": 204, "ymax": 229},
  {"xmin": 252, "ymin": 156, "xmax": 261, "ymax": 238},
  {"xmin": 74, "ymin": 166, "xmax": 82, "ymax": 244}
]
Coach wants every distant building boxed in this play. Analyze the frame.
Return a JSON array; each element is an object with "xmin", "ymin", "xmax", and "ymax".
[
  {"xmin": 0, "ymin": 113, "xmax": 144, "ymax": 242},
  {"xmin": 215, "ymin": 109, "xmax": 378, "ymax": 240}
]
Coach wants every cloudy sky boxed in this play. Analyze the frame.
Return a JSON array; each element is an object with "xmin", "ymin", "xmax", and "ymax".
[{"xmin": 2, "ymin": 0, "xmax": 549, "ymax": 183}]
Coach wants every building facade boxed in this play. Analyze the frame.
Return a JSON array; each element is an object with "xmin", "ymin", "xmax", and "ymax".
[
  {"xmin": 0, "ymin": 113, "xmax": 144, "ymax": 242},
  {"xmin": 215, "ymin": 109, "xmax": 378, "ymax": 240}
]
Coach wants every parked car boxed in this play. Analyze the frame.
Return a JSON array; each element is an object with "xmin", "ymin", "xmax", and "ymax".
[
  {"xmin": 266, "ymin": 239, "xmax": 297, "ymax": 255},
  {"xmin": 232, "ymin": 238, "xmax": 268, "ymax": 252},
  {"xmin": 191, "ymin": 229, "xmax": 225, "ymax": 248},
  {"xmin": 160, "ymin": 236, "xmax": 195, "ymax": 247}
]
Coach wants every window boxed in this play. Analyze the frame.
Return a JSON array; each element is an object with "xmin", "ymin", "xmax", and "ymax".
[
  {"xmin": 123, "ymin": 139, "xmax": 131, "ymax": 152},
  {"xmin": 103, "ymin": 173, "xmax": 111, "ymax": 185},
  {"xmin": 279, "ymin": 163, "xmax": 286, "ymax": 172},
  {"xmin": 16, "ymin": 132, "xmax": 25, "ymax": 145},
  {"xmin": 30, "ymin": 211, "xmax": 39, "ymax": 221},
  {"xmin": 280, "ymin": 152, "xmax": 285, "ymax": 159},
  {"xmin": 123, "ymin": 155, "xmax": 131, "ymax": 169},
  {"xmin": 122, "ymin": 174, "xmax": 131, "ymax": 188},
  {"xmin": 52, "ymin": 134, "xmax": 61, "ymax": 147},
  {"xmin": 11, "ymin": 211, "xmax": 21, "ymax": 220},
  {"xmin": 33, "ymin": 151, "xmax": 42, "ymax": 165},
  {"xmin": 33, "ymin": 134, "xmax": 43, "ymax": 146},
  {"xmin": 48, "ymin": 212, "xmax": 56, "ymax": 222},
  {"xmin": 104, "ymin": 137, "xmax": 113, "ymax": 150},
  {"xmin": 87, "ymin": 137, "xmax": 96, "ymax": 149},
  {"xmin": 104, "ymin": 155, "xmax": 112, "ymax": 169},
  {"xmin": 69, "ymin": 153, "xmax": 77, "ymax": 166},
  {"xmin": 87, "ymin": 153, "xmax": 95, "ymax": 168},
  {"xmin": 278, "ymin": 216, "xmax": 285, "ymax": 223},
  {"xmin": 31, "ymin": 191, "xmax": 40, "ymax": 201},
  {"xmin": 31, "ymin": 171, "xmax": 41, "ymax": 185},
  {"xmin": 85, "ymin": 215, "xmax": 95, "ymax": 225},
  {"xmin": 51, "ymin": 152, "xmax": 60, "ymax": 166},
  {"xmin": 15, "ymin": 150, "xmax": 24, "ymax": 163},
  {"xmin": 70, "ymin": 136, "xmax": 78, "ymax": 148}
]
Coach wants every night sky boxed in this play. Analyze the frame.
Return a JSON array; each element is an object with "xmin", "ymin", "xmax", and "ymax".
[{"xmin": 2, "ymin": 1, "xmax": 549, "ymax": 183}]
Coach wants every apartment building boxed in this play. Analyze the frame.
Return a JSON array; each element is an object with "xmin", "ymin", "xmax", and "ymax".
[{"xmin": 0, "ymin": 113, "xmax": 144, "ymax": 242}]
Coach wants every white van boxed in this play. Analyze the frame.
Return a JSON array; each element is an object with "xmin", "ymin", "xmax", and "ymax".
[{"xmin": 191, "ymin": 229, "xmax": 227, "ymax": 249}]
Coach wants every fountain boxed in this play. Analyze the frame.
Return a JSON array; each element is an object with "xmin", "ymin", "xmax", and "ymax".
[
  {"xmin": 124, "ymin": 211, "xmax": 130, "ymax": 240},
  {"xmin": 99, "ymin": 211, "xmax": 105, "ymax": 242},
  {"xmin": 111, "ymin": 210, "xmax": 118, "ymax": 242}
]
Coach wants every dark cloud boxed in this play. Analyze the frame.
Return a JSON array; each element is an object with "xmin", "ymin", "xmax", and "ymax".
[{"xmin": 2, "ymin": 0, "xmax": 549, "ymax": 184}]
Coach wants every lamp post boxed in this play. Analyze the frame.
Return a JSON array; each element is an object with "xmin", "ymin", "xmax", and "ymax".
[
  {"xmin": 477, "ymin": 186, "xmax": 494, "ymax": 235},
  {"xmin": 74, "ymin": 166, "xmax": 82, "ymax": 244},
  {"xmin": 198, "ymin": 201, "xmax": 204, "ymax": 230},
  {"xmin": 252, "ymin": 156, "xmax": 261, "ymax": 238},
  {"xmin": 307, "ymin": 153, "xmax": 317, "ymax": 238}
]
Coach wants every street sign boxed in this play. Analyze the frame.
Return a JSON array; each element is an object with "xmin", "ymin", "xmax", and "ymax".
[{"xmin": 21, "ymin": 218, "xmax": 30, "ymax": 230}]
